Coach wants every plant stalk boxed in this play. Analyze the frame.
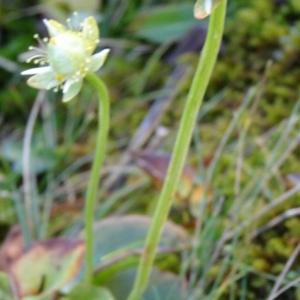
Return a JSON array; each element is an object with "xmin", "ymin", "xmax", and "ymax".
[
  {"xmin": 127, "ymin": 1, "xmax": 227, "ymax": 299},
  {"xmin": 84, "ymin": 73, "xmax": 110, "ymax": 284}
]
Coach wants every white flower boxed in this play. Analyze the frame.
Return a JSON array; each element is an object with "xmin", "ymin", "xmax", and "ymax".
[{"xmin": 21, "ymin": 15, "xmax": 110, "ymax": 102}]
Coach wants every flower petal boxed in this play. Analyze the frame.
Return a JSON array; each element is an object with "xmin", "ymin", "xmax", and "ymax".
[
  {"xmin": 62, "ymin": 79, "xmax": 82, "ymax": 102},
  {"xmin": 82, "ymin": 16, "xmax": 99, "ymax": 53},
  {"xmin": 27, "ymin": 70, "xmax": 58, "ymax": 90},
  {"xmin": 43, "ymin": 19, "xmax": 66, "ymax": 37},
  {"xmin": 21, "ymin": 66, "xmax": 52, "ymax": 76},
  {"xmin": 88, "ymin": 49, "xmax": 110, "ymax": 73}
]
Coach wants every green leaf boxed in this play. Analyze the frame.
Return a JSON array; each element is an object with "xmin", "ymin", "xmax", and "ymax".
[
  {"xmin": 65, "ymin": 284, "xmax": 114, "ymax": 300},
  {"xmin": 128, "ymin": 4, "xmax": 199, "ymax": 43},
  {"xmin": 101, "ymin": 268, "xmax": 186, "ymax": 300},
  {"xmin": 86, "ymin": 215, "xmax": 189, "ymax": 270},
  {"xmin": 0, "ymin": 272, "xmax": 14, "ymax": 300}
]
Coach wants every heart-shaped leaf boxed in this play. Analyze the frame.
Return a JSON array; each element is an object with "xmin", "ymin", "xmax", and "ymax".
[
  {"xmin": 101, "ymin": 268, "xmax": 186, "ymax": 300},
  {"xmin": 84, "ymin": 215, "xmax": 189, "ymax": 270}
]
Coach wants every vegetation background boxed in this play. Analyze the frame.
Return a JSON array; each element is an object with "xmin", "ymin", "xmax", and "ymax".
[{"xmin": 0, "ymin": 0, "xmax": 300, "ymax": 299}]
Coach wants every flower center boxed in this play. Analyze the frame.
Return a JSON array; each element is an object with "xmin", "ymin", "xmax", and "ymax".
[{"xmin": 47, "ymin": 32, "xmax": 89, "ymax": 80}]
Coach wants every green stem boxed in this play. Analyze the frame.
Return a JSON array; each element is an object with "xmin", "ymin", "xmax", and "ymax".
[
  {"xmin": 84, "ymin": 73, "xmax": 110, "ymax": 284},
  {"xmin": 127, "ymin": 2, "xmax": 227, "ymax": 299}
]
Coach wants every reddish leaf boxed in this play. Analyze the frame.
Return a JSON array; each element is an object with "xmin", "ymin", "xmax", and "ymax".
[
  {"xmin": 133, "ymin": 151, "xmax": 195, "ymax": 184},
  {"xmin": 0, "ymin": 226, "xmax": 25, "ymax": 272},
  {"xmin": 0, "ymin": 235, "xmax": 84, "ymax": 299},
  {"xmin": 133, "ymin": 151, "xmax": 207, "ymax": 208}
]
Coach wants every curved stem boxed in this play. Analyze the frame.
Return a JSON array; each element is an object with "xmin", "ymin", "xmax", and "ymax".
[
  {"xmin": 84, "ymin": 73, "xmax": 110, "ymax": 284},
  {"xmin": 22, "ymin": 91, "xmax": 45, "ymax": 247},
  {"xmin": 127, "ymin": 2, "xmax": 227, "ymax": 299}
]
